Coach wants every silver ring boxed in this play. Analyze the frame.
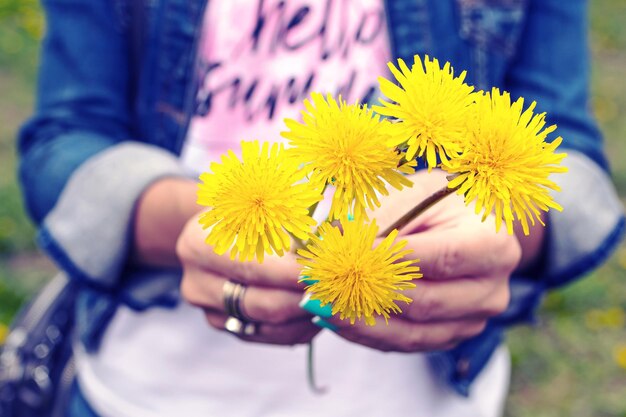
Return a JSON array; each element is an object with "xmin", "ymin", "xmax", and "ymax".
[
  {"xmin": 223, "ymin": 281, "xmax": 252, "ymax": 321},
  {"xmin": 224, "ymin": 316, "xmax": 257, "ymax": 336},
  {"xmin": 223, "ymin": 281, "xmax": 256, "ymax": 336}
]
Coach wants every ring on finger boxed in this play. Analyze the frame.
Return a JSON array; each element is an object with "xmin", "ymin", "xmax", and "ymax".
[
  {"xmin": 224, "ymin": 316, "xmax": 257, "ymax": 336},
  {"xmin": 223, "ymin": 281, "xmax": 256, "ymax": 336},
  {"xmin": 223, "ymin": 280, "xmax": 254, "ymax": 322}
]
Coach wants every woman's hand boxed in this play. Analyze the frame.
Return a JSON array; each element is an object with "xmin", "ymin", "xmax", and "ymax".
[
  {"xmin": 177, "ymin": 214, "xmax": 320, "ymax": 345},
  {"xmin": 305, "ymin": 170, "xmax": 524, "ymax": 352}
]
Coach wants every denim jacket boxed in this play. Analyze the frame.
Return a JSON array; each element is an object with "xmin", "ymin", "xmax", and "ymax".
[{"xmin": 17, "ymin": 0, "xmax": 625, "ymax": 396}]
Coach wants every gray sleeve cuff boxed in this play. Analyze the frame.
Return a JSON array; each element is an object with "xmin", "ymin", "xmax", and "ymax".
[
  {"xmin": 40, "ymin": 142, "xmax": 187, "ymax": 288},
  {"xmin": 543, "ymin": 150, "xmax": 625, "ymax": 286}
]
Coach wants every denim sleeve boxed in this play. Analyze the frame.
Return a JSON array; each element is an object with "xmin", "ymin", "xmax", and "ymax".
[
  {"xmin": 38, "ymin": 142, "xmax": 185, "ymax": 289},
  {"xmin": 18, "ymin": 0, "xmax": 132, "ymax": 223},
  {"xmin": 17, "ymin": 0, "xmax": 187, "ymax": 288},
  {"xmin": 505, "ymin": 0, "xmax": 607, "ymax": 170},
  {"xmin": 543, "ymin": 151, "xmax": 625, "ymax": 288},
  {"xmin": 504, "ymin": 0, "xmax": 624, "ymax": 287}
]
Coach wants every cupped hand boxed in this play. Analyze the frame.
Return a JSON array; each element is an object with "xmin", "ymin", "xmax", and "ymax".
[
  {"xmin": 314, "ymin": 170, "xmax": 522, "ymax": 352},
  {"xmin": 176, "ymin": 214, "xmax": 320, "ymax": 345}
]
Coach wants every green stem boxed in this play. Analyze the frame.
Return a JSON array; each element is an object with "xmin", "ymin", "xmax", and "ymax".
[
  {"xmin": 380, "ymin": 184, "xmax": 459, "ymax": 237},
  {"xmin": 303, "ymin": 179, "xmax": 458, "ymax": 395},
  {"xmin": 304, "ymin": 183, "xmax": 329, "ymax": 394},
  {"xmin": 307, "ymin": 341, "xmax": 326, "ymax": 394},
  {"xmin": 307, "ymin": 199, "xmax": 321, "ymax": 220},
  {"xmin": 288, "ymin": 231, "xmax": 306, "ymax": 251}
]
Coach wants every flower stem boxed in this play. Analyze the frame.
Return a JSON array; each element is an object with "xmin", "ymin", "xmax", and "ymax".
[
  {"xmin": 307, "ymin": 200, "xmax": 321, "ymax": 220},
  {"xmin": 303, "ymin": 185, "xmax": 329, "ymax": 394},
  {"xmin": 289, "ymin": 232, "xmax": 306, "ymax": 251},
  {"xmin": 380, "ymin": 184, "xmax": 459, "ymax": 236},
  {"xmin": 307, "ymin": 341, "xmax": 326, "ymax": 394},
  {"xmin": 303, "ymin": 180, "xmax": 457, "ymax": 394}
]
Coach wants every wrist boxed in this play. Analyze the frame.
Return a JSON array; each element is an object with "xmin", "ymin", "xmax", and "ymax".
[{"xmin": 132, "ymin": 177, "xmax": 200, "ymax": 267}]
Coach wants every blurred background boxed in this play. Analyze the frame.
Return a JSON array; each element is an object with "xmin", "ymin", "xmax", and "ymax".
[{"xmin": 0, "ymin": 1, "xmax": 624, "ymax": 415}]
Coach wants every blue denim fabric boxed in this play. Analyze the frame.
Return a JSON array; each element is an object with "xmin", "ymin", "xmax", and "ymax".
[{"xmin": 17, "ymin": 0, "xmax": 623, "ymax": 397}]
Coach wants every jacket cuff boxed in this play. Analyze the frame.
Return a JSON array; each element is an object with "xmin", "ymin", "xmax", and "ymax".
[
  {"xmin": 543, "ymin": 150, "xmax": 625, "ymax": 287},
  {"xmin": 38, "ymin": 142, "xmax": 186, "ymax": 289}
]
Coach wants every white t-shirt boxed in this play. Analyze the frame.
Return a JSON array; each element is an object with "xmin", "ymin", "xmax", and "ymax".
[
  {"xmin": 76, "ymin": 1, "xmax": 510, "ymax": 416},
  {"xmin": 77, "ymin": 303, "xmax": 510, "ymax": 417}
]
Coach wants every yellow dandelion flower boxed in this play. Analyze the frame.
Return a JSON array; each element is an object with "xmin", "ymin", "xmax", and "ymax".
[
  {"xmin": 604, "ymin": 307, "xmax": 626, "ymax": 328},
  {"xmin": 0, "ymin": 323, "xmax": 8, "ymax": 344},
  {"xmin": 584, "ymin": 309, "xmax": 603, "ymax": 331},
  {"xmin": 445, "ymin": 88, "xmax": 568, "ymax": 235},
  {"xmin": 281, "ymin": 93, "xmax": 414, "ymax": 221},
  {"xmin": 197, "ymin": 141, "xmax": 321, "ymax": 262},
  {"xmin": 374, "ymin": 55, "xmax": 475, "ymax": 168},
  {"xmin": 297, "ymin": 219, "xmax": 422, "ymax": 326},
  {"xmin": 586, "ymin": 307, "xmax": 626, "ymax": 330},
  {"xmin": 614, "ymin": 344, "xmax": 626, "ymax": 370}
]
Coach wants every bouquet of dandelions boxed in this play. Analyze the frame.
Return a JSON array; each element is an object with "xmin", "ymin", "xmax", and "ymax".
[{"xmin": 196, "ymin": 55, "xmax": 568, "ymax": 391}]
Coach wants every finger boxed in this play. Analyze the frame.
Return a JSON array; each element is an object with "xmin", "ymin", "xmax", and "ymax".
[
  {"xmin": 243, "ymin": 286, "xmax": 312, "ymax": 324},
  {"xmin": 395, "ymin": 226, "xmax": 520, "ymax": 280},
  {"xmin": 177, "ymin": 218, "xmax": 304, "ymax": 290},
  {"xmin": 195, "ymin": 249, "xmax": 304, "ymax": 290},
  {"xmin": 181, "ymin": 268, "xmax": 311, "ymax": 324},
  {"xmin": 399, "ymin": 275, "xmax": 511, "ymax": 322},
  {"xmin": 303, "ymin": 275, "xmax": 510, "ymax": 323},
  {"xmin": 181, "ymin": 267, "xmax": 225, "ymax": 311},
  {"xmin": 325, "ymin": 316, "xmax": 487, "ymax": 353},
  {"xmin": 204, "ymin": 311, "xmax": 320, "ymax": 345}
]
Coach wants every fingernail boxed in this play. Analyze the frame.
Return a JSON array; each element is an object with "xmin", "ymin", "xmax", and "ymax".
[
  {"xmin": 299, "ymin": 295, "xmax": 333, "ymax": 318},
  {"xmin": 299, "ymin": 275, "xmax": 318, "ymax": 286},
  {"xmin": 312, "ymin": 316, "xmax": 338, "ymax": 332}
]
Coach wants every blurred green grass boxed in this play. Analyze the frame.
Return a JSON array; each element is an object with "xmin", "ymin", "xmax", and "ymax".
[
  {"xmin": 0, "ymin": 1, "xmax": 625, "ymax": 415},
  {"xmin": 503, "ymin": 2, "xmax": 626, "ymax": 416},
  {"xmin": 0, "ymin": 0, "xmax": 56, "ymax": 334}
]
